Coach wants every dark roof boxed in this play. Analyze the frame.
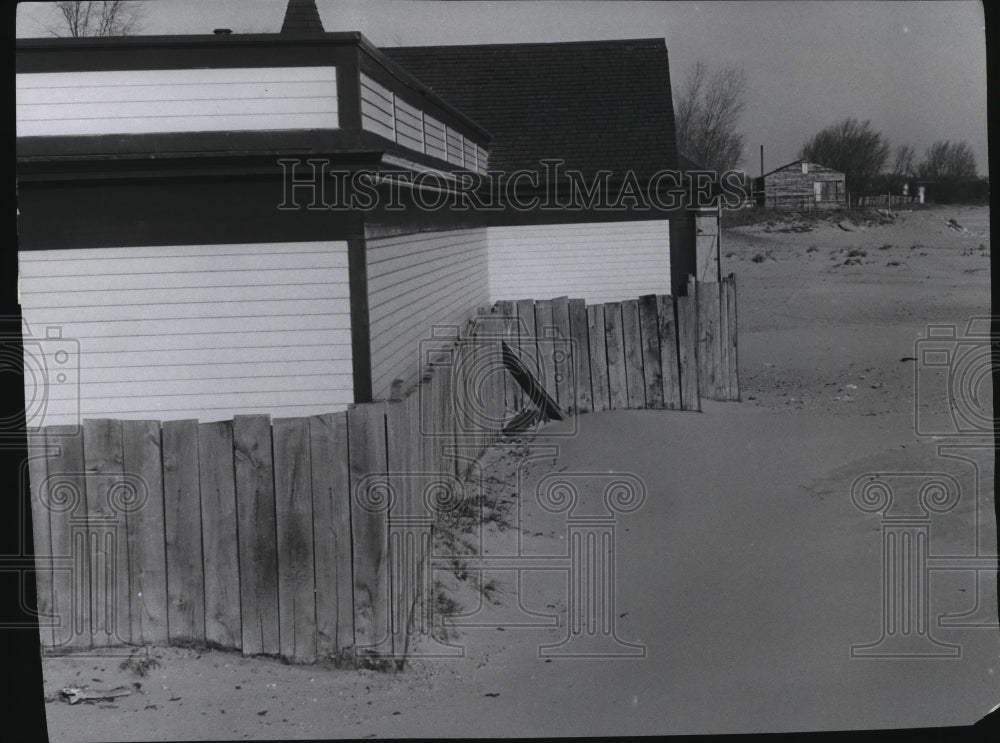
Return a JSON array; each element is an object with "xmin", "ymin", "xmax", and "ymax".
[
  {"xmin": 383, "ymin": 39, "xmax": 677, "ymax": 182},
  {"xmin": 760, "ymin": 159, "xmax": 844, "ymax": 179},
  {"xmin": 281, "ymin": 0, "xmax": 324, "ymax": 35}
]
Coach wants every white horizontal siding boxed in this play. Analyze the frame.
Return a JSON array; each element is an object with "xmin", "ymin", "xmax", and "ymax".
[
  {"xmin": 366, "ymin": 228, "xmax": 489, "ymax": 400},
  {"xmin": 486, "ymin": 220, "xmax": 671, "ymax": 305},
  {"xmin": 19, "ymin": 242, "xmax": 353, "ymax": 425},
  {"xmin": 359, "ymin": 73, "xmax": 395, "ymax": 139},
  {"xmin": 446, "ymin": 128, "xmax": 464, "ymax": 167},
  {"xmin": 17, "ymin": 66, "xmax": 338, "ymax": 137},
  {"xmin": 424, "ymin": 115, "xmax": 448, "ymax": 161}
]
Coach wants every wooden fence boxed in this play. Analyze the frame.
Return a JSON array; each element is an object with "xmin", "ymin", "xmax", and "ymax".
[
  {"xmin": 487, "ymin": 275, "xmax": 740, "ymax": 420},
  {"xmin": 27, "ymin": 277, "xmax": 739, "ymax": 664}
]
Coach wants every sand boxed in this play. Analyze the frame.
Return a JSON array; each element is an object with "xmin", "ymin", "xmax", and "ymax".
[{"xmin": 40, "ymin": 204, "xmax": 995, "ymax": 739}]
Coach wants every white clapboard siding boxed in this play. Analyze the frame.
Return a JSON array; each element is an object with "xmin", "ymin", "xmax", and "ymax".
[
  {"xmin": 394, "ymin": 96, "xmax": 424, "ymax": 152},
  {"xmin": 424, "ymin": 115, "xmax": 448, "ymax": 161},
  {"xmin": 446, "ymin": 128, "xmax": 464, "ymax": 167},
  {"xmin": 16, "ymin": 66, "xmax": 338, "ymax": 137},
  {"xmin": 475, "ymin": 144, "xmax": 489, "ymax": 174},
  {"xmin": 359, "ymin": 73, "xmax": 395, "ymax": 140},
  {"xmin": 366, "ymin": 228, "xmax": 489, "ymax": 400},
  {"xmin": 19, "ymin": 242, "xmax": 353, "ymax": 425},
  {"xmin": 486, "ymin": 220, "xmax": 671, "ymax": 305}
]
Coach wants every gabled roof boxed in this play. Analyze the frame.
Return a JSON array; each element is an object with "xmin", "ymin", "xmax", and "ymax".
[{"xmin": 383, "ymin": 39, "xmax": 677, "ymax": 182}]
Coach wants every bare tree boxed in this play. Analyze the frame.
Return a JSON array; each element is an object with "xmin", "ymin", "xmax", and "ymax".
[
  {"xmin": 47, "ymin": 1, "xmax": 143, "ymax": 37},
  {"xmin": 674, "ymin": 60, "xmax": 747, "ymax": 173},
  {"xmin": 891, "ymin": 144, "xmax": 916, "ymax": 180},
  {"xmin": 798, "ymin": 117, "xmax": 889, "ymax": 195},
  {"xmin": 918, "ymin": 139, "xmax": 977, "ymax": 180}
]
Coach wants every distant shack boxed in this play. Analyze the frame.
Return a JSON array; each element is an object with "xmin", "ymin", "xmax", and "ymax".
[{"xmin": 755, "ymin": 159, "xmax": 847, "ymax": 211}]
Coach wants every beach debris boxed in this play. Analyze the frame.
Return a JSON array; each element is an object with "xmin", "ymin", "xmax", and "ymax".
[
  {"xmin": 837, "ymin": 220, "xmax": 854, "ymax": 231},
  {"xmin": 59, "ymin": 685, "xmax": 133, "ymax": 705}
]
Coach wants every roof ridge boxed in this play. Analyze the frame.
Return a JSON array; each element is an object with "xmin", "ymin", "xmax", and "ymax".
[{"xmin": 384, "ymin": 37, "xmax": 665, "ymax": 52}]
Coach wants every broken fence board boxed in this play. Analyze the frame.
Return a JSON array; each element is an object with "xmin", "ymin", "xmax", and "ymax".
[
  {"xmin": 273, "ymin": 416, "xmax": 317, "ymax": 663},
  {"xmin": 638, "ymin": 295, "xmax": 664, "ymax": 409},
  {"xmin": 233, "ymin": 414, "xmax": 279, "ymax": 656},
  {"xmin": 122, "ymin": 420, "xmax": 168, "ymax": 647},
  {"xmin": 162, "ymin": 418, "xmax": 206, "ymax": 646}
]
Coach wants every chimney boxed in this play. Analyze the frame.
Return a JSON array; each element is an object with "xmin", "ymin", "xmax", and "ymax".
[{"xmin": 281, "ymin": 0, "xmax": 324, "ymax": 35}]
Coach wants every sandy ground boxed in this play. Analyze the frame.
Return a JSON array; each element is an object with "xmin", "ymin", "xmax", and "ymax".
[{"xmin": 41, "ymin": 204, "xmax": 995, "ymax": 739}]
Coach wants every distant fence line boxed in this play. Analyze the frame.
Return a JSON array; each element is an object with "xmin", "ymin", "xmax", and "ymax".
[{"xmin": 27, "ymin": 279, "xmax": 739, "ymax": 664}]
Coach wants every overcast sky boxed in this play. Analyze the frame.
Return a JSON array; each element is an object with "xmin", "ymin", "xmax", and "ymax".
[{"xmin": 16, "ymin": 0, "xmax": 989, "ymax": 176}]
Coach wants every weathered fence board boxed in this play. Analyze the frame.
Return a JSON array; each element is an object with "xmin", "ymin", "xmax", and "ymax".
[
  {"xmin": 655, "ymin": 294, "xmax": 682, "ymax": 409},
  {"xmin": 637, "ymin": 295, "xmax": 663, "ymax": 409},
  {"xmin": 82, "ymin": 419, "xmax": 126, "ymax": 647},
  {"xmin": 273, "ymin": 416, "xmax": 317, "ymax": 662},
  {"xmin": 122, "ymin": 419, "xmax": 168, "ymax": 647},
  {"xmin": 496, "ymin": 299, "xmax": 521, "ymax": 416},
  {"xmin": 162, "ymin": 419, "xmax": 205, "ymax": 645},
  {"xmin": 568, "ymin": 298, "xmax": 592, "ymax": 414},
  {"xmin": 197, "ymin": 420, "xmax": 241, "ymax": 650},
  {"xmin": 309, "ymin": 412, "xmax": 353, "ymax": 657},
  {"xmin": 27, "ymin": 440, "xmax": 53, "ymax": 648},
  {"xmin": 621, "ymin": 299, "xmax": 646, "ymax": 409},
  {"xmin": 676, "ymin": 285, "xmax": 700, "ymax": 411},
  {"xmin": 533, "ymin": 299, "xmax": 557, "ymax": 405},
  {"xmin": 587, "ymin": 304, "xmax": 610, "ymax": 412},
  {"xmin": 348, "ymin": 402, "xmax": 392, "ymax": 655},
  {"xmin": 551, "ymin": 296, "xmax": 574, "ymax": 411},
  {"xmin": 45, "ymin": 427, "xmax": 89, "ymax": 650},
  {"xmin": 725, "ymin": 275, "xmax": 740, "ymax": 401},
  {"xmin": 233, "ymin": 414, "xmax": 279, "ymax": 656},
  {"xmin": 697, "ymin": 280, "xmax": 722, "ymax": 400},
  {"xmin": 386, "ymin": 394, "xmax": 416, "ymax": 659},
  {"xmin": 718, "ymin": 277, "xmax": 732, "ymax": 400},
  {"xmin": 604, "ymin": 303, "xmax": 628, "ymax": 410}
]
